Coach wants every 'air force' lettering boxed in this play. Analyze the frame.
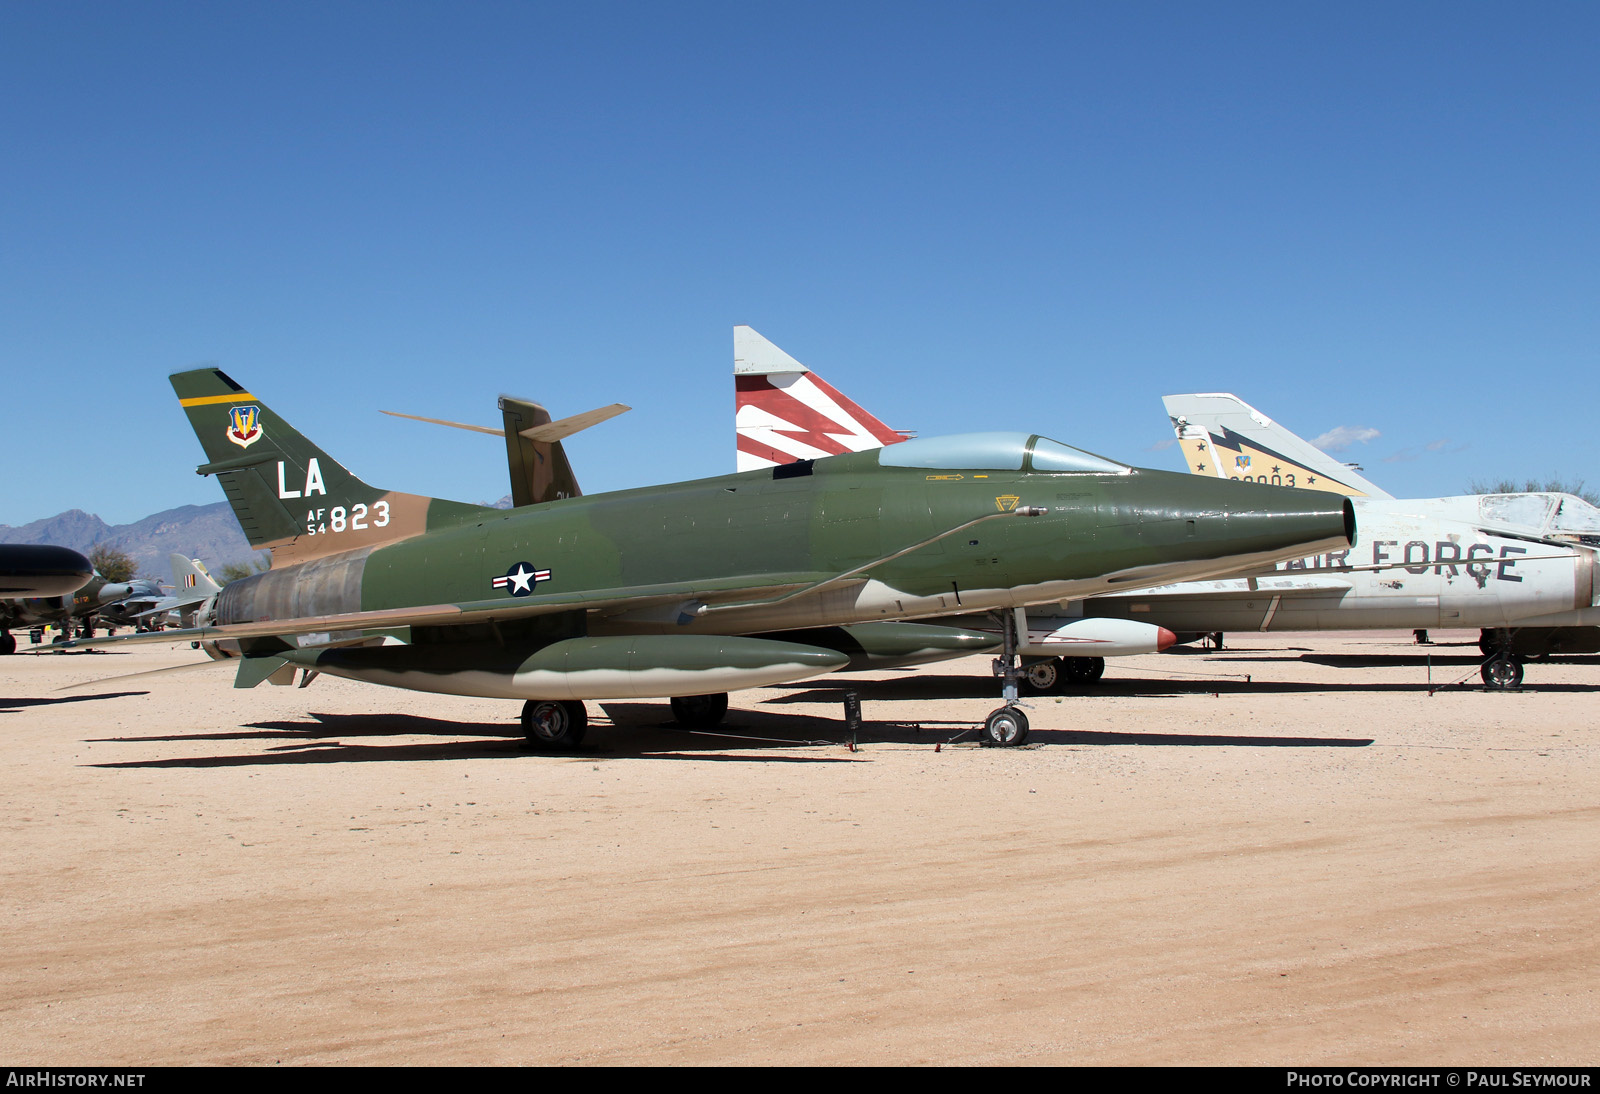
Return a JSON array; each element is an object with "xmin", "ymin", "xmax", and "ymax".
[{"xmin": 1277, "ymin": 541, "xmax": 1528, "ymax": 584}]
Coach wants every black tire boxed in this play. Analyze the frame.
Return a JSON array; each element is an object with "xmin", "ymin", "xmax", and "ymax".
[
  {"xmin": 0, "ymin": 632, "xmax": 15, "ymax": 655},
  {"xmin": 1481, "ymin": 657, "xmax": 1524, "ymax": 690},
  {"xmin": 981, "ymin": 706, "xmax": 1030, "ymax": 747},
  {"xmin": 1020, "ymin": 658, "xmax": 1062, "ymax": 695},
  {"xmin": 670, "ymin": 692, "xmax": 729, "ymax": 728},
  {"xmin": 521, "ymin": 699, "xmax": 588, "ymax": 749},
  {"xmin": 1061, "ymin": 656, "xmax": 1106, "ymax": 684}
]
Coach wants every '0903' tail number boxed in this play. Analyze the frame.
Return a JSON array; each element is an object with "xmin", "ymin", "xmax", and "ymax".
[{"xmin": 305, "ymin": 502, "xmax": 389, "ymax": 536}]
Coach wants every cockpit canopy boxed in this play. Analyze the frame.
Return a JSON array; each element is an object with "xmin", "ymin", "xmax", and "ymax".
[
  {"xmin": 878, "ymin": 432, "xmax": 1130, "ymax": 474},
  {"xmin": 1478, "ymin": 493, "xmax": 1600, "ymax": 546}
]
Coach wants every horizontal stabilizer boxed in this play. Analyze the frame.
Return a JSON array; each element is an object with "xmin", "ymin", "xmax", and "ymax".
[
  {"xmin": 234, "ymin": 656, "xmax": 294, "ymax": 688},
  {"xmin": 379, "ymin": 410, "xmax": 504, "ymax": 436},
  {"xmin": 380, "ymin": 403, "xmax": 630, "ymax": 442},
  {"xmin": 519, "ymin": 403, "xmax": 630, "ymax": 443},
  {"xmin": 382, "ymin": 399, "xmax": 628, "ymax": 506}
]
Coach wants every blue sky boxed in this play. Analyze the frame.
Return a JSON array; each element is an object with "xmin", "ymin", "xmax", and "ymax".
[{"xmin": 4, "ymin": 2, "xmax": 1597, "ymax": 530}]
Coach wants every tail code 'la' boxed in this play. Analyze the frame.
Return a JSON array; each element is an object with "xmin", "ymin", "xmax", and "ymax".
[{"xmin": 171, "ymin": 368, "xmax": 490, "ymax": 566}]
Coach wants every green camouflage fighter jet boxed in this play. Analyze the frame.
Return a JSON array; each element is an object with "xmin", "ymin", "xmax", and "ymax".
[{"xmin": 51, "ymin": 367, "xmax": 1354, "ymax": 747}]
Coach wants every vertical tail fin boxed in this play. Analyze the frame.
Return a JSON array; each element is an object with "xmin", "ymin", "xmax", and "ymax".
[
  {"xmin": 168, "ymin": 553, "xmax": 222, "ymax": 597},
  {"xmin": 172, "ymin": 368, "xmax": 488, "ymax": 565},
  {"xmin": 498, "ymin": 396, "xmax": 582, "ymax": 506},
  {"xmin": 380, "ymin": 399, "xmax": 627, "ymax": 507},
  {"xmin": 733, "ymin": 326, "xmax": 912, "ymax": 471},
  {"xmin": 1161, "ymin": 392, "xmax": 1393, "ymax": 499}
]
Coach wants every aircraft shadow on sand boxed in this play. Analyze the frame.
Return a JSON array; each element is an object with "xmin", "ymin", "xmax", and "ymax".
[
  {"xmin": 1026, "ymin": 727, "xmax": 1372, "ymax": 748},
  {"xmin": 2, "ymin": 690, "xmax": 148, "ymax": 712},
  {"xmin": 88, "ymin": 706, "xmax": 867, "ymax": 768},
  {"xmin": 1297, "ymin": 652, "xmax": 1597, "ymax": 671},
  {"xmin": 763, "ymin": 670, "xmax": 1580, "ymax": 702},
  {"xmin": 710, "ymin": 694, "xmax": 1371, "ymax": 748}
]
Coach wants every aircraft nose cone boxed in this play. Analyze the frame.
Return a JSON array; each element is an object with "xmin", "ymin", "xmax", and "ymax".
[
  {"xmin": 0, "ymin": 544, "xmax": 93, "ymax": 597},
  {"xmin": 1216, "ymin": 489, "xmax": 1355, "ymax": 552},
  {"xmin": 1121, "ymin": 471, "xmax": 1355, "ymax": 567}
]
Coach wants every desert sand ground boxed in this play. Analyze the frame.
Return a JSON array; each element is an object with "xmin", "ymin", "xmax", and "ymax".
[{"xmin": 1, "ymin": 630, "xmax": 1596, "ymax": 1066}]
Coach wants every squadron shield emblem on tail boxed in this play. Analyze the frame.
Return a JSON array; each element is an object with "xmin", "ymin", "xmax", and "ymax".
[{"xmin": 227, "ymin": 405, "xmax": 264, "ymax": 448}]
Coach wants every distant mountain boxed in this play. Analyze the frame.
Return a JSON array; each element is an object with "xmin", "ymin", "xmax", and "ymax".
[{"xmin": 0, "ymin": 503, "xmax": 263, "ymax": 580}]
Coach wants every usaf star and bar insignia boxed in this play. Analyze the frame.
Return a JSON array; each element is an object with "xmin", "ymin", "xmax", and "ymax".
[{"xmin": 492, "ymin": 561, "xmax": 552, "ymax": 597}]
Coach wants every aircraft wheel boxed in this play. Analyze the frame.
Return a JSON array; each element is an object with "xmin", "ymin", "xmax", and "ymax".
[
  {"xmin": 980, "ymin": 706, "xmax": 1029, "ymax": 747},
  {"xmin": 521, "ymin": 699, "xmax": 588, "ymax": 750},
  {"xmin": 670, "ymin": 692, "xmax": 729, "ymax": 728},
  {"xmin": 1021, "ymin": 658, "xmax": 1062, "ymax": 695},
  {"xmin": 1061, "ymin": 656, "xmax": 1106, "ymax": 684},
  {"xmin": 0, "ymin": 632, "xmax": 15, "ymax": 655},
  {"xmin": 1481, "ymin": 657, "xmax": 1524, "ymax": 691}
]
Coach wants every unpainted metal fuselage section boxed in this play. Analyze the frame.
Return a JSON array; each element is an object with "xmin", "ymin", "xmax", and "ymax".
[{"xmin": 135, "ymin": 367, "xmax": 1352, "ymax": 707}]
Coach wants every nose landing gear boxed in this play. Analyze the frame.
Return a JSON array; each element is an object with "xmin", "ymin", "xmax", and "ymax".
[
  {"xmin": 1479, "ymin": 628, "xmax": 1525, "ymax": 690},
  {"xmin": 983, "ymin": 608, "xmax": 1031, "ymax": 747}
]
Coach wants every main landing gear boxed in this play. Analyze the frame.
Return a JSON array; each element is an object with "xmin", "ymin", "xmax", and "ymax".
[
  {"xmin": 520, "ymin": 699, "xmax": 588, "ymax": 750},
  {"xmin": 520, "ymin": 692, "xmax": 733, "ymax": 749},
  {"xmin": 1478, "ymin": 628, "xmax": 1524, "ymax": 690},
  {"xmin": 669, "ymin": 692, "xmax": 729, "ymax": 728},
  {"xmin": 983, "ymin": 608, "xmax": 1031, "ymax": 747},
  {"xmin": 1020, "ymin": 655, "xmax": 1106, "ymax": 694}
]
